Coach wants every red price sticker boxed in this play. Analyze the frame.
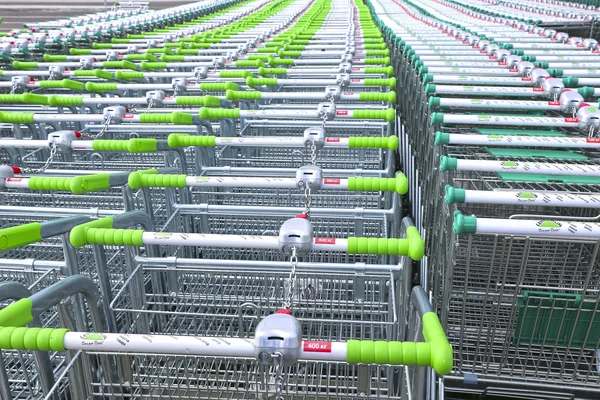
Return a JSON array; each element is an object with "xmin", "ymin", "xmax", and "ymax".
[
  {"xmin": 123, "ymin": 114, "xmax": 134, "ymax": 118},
  {"xmin": 336, "ymin": 110, "xmax": 348, "ymax": 116},
  {"xmin": 565, "ymin": 117, "xmax": 578, "ymax": 123},
  {"xmin": 497, "ymin": 61, "xmax": 506, "ymax": 65},
  {"xmin": 533, "ymin": 87, "xmax": 544, "ymax": 92},
  {"xmin": 587, "ymin": 137, "xmax": 600, "ymax": 143},
  {"xmin": 509, "ymin": 68, "xmax": 519, "ymax": 72},
  {"xmin": 355, "ymin": 50, "xmax": 363, "ymax": 54},
  {"xmin": 353, "ymin": 58, "xmax": 360, "ymax": 61},
  {"xmin": 351, "ymin": 79, "xmax": 360, "ymax": 82},
  {"xmin": 6, "ymin": 178, "xmax": 22, "ymax": 182},
  {"xmin": 343, "ymin": 92, "xmax": 354, "ymax": 95},
  {"xmin": 479, "ymin": 50, "xmax": 487, "ymax": 54},
  {"xmin": 323, "ymin": 178, "xmax": 341, "ymax": 185},
  {"xmin": 521, "ymin": 77, "xmax": 532, "ymax": 81},
  {"xmin": 352, "ymin": 67, "xmax": 360, "ymax": 71},
  {"xmin": 326, "ymin": 137, "xmax": 340, "ymax": 142},
  {"xmin": 489, "ymin": 56, "xmax": 497, "ymax": 60},
  {"xmin": 303, "ymin": 341, "xmax": 332, "ymax": 352}
]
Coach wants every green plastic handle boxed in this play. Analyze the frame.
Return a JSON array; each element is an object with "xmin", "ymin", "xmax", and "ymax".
[
  {"xmin": 176, "ymin": 49, "xmax": 198, "ymax": 55},
  {"xmin": 92, "ymin": 43, "xmax": 114, "ymax": 49},
  {"xmin": 199, "ymin": 107, "xmax": 240, "ymax": 120},
  {"xmin": 128, "ymin": 169, "xmax": 187, "ymax": 189},
  {"xmin": 258, "ymin": 67, "xmax": 287, "ymax": 76},
  {"xmin": 0, "ymin": 93, "xmax": 48, "ymax": 105},
  {"xmin": 126, "ymin": 53, "xmax": 157, "ymax": 62},
  {"xmin": 347, "ymin": 226, "xmax": 423, "ymax": 260},
  {"xmin": 363, "ymin": 57, "xmax": 391, "ymax": 65},
  {"xmin": 358, "ymin": 92, "xmax": 396, "ymax": 103},
  {"xmin": 268, "ymin": 58, "xmax": 294, "ymax": 66},
  {"xmin": 69, "ymin": 48, "xmax": 92, "ymax": 55},
  {"xmin": 85, "ymin": 82, "xmax": 117, "ymax": 93},
  {"xmin": 346, "ymin": 312, "xmax": 452, "ymax": 375},
  {"xmin": 348, "ymin": 136, "xmax": 398, "ymax": 150},
  {"xmin": 111, "ymin": 38, "xmax": 130, "ymax": 44},
  {"xmin": 364, "ymin": 66, "xmax": 394, "ymax": 76},
  {"xmin": 0, "ymin": 326, "xmax": 69, "ymax": 351},
  {"xmin": 246, "ymin": 77, "xmax": 277, "ymax": 87},
  {"xmin": 28, "ymin": 174, "xmax": 111, "ymax": 194},
  {"xmin": 0, "ymin": 222, "xmax": 42, "ymax": 252},
  {"xmin": 115, "ymin": 71, "xmax": 145, "ymax": 81},
  {"xmin": 352, "ymin": 109, "xmax": 395, "ymax": 121},
  {"xmin": 190, "ymin": 43, "xmax": 210, "ymax": 49},
  {"xmin": 39, "ymin": 80, "xmax": 84, "ymax": 91},
  {"xmin": 43, "ymin": 54, "xmax": 67, "ymax": 62},
  {"xmin": 0, "ymin": 298, "xmax": 34, "ymax": 327},
  {"xmin": 347, "ymin": 174, "xmax": 407, "ymax": 194},
  {"xmin": 363, "ymin": 78, "xmax": 396, "ymax": 87},
  {"xmin": 277, "ymin": 50, "xmax": 301, "ymax": 57},
  {"xmin": 73, "ymin": 70, "xmax": 114, "ymax": 80},
  {"xmin": 167, "ymin": 134, "xmax": 216, "ymax": 148},
  {"xmin": 139, "ymin": 112, "xmax": 193, "ymax": 125},
  {"xmin": 102, "ymin": 60, "xmax": 137, "ymax": 70},
  {"xmin": 235, "ymin": 60, "xmax": 265, "ymax": 68},
  {"xmin": 219, "ymin": 70, "xmax": 252, "ymax": 79},
  {"xmin": 0, "ymin": 112, "xmax": 35, "ymax": 124},
  {"xmin": 199, "ymin": 82, "xmax": 238, "ymax": 91},
  {"xmin": 161, "ymin": 55, "xmax": 185, "ymax": 62},
  {"xmin": 70, "ymin": 227, "xmax": 145, "ymax": 247},
  {"xmin": 147, "ymin": 48, "xmax": 173, "ymax": 55},
  {"xmin": 12, "ymin": 61, "xmax": 38, "ymax": 70},
  {"xmin": 175, "ymin": 96, "xmax": 221, "ymax": 107},
  {"xmin": 364, "ymin": 43, "xmax": 387, "ymax": 49},
  {"xmin": 225, "ymin": 90, "xmax": 261, "ymax": 101},
  {"xmin": 92, "ymin": 138, "xmax": 158, "ymax": 153},
  {"xmin": 48, "ymin": 95, "xmax": 84, "ymax": 107}
]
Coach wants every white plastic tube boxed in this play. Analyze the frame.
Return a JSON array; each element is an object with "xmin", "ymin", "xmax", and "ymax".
[
  {"xmin": 443, "ymin": 134, "xmax": 600, "ymax": 148},
  {"xmin": 474, "ymin": 217, "xmax": 600, "ymax": 238},
  {"xmin": 454, "ymin": 158, "xmax": 600, "ymax": 176},
  {"xmin": 461, "ymin": 189, "xmax": 600, "ymax": 208},
  {"xmin": 439, "ymin": 114, "xmax": 574, "ymax": 127}
]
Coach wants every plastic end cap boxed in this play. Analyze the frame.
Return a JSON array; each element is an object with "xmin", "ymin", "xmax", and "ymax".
[
  {"xmin": 428, "ymin": 96, "xmax": 440, "ymax": 109},
  {"xmin": 453, "ymin": 210, "xmax": 477, "ymax": 235},
  {"xmin": 439, "ymin": 156, "xmax": 457, "ymax": 172},
  {"xmin": 434, "ymin": 131, "xmax": 449, "ymax": 145},
  {"xmin": 425, "ymin": 84, "xmax": 436, "ymax": 95},
  {"xmin": 422, "ymin": 74, "xmax": 433, "ymax": 84},
  {"xmin": 410, "ymin": 54, "xmax": 420, "ymax": 63},
  {"xmin": 445, "ymin": 185, "xmax": 465, "ymax": 204},
  {"xmin": 430, "ymin": 112, "xmax": 443, "ymax": 125},
  {"xmin": 414, "ymin": 60, "xmax": 423, "ymax": 69},
  {"xmin": 418, "ymin": 66, "xmax": 428, "ymax": 75}
]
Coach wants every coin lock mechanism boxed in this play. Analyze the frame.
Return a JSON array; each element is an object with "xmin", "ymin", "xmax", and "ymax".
[
  {"xmin": 303, "ymin": 128, "xmax": 325, "ymax": 150},
  {"xmin": 317, "ymin": 102, "xmax": 336, "ymax": 120},
  {"xmin": 335, "ymin": 74, "xmax": 350, "ymax": 88},
  {"xmin": 193, "ymin": 67, "xmax": 208, "ymax": 80},
  {"xmin": 105, "ymin": 50, "xmax": 120, "ymax": 61},
  {"xmin": 48, "ymin": 131, "xmax": 80, "ymax": 151},
  {"xmin": 254, "ymin": 312, "xmax": 303, "ymax": 367},
  {"xmin": 146, "ymin": 90, "xmax": 165, "ymax": 108},
  {"xmin": 338, "ymin": 62, "xmax": 352, "ymax": 73},
  {"xmin": 324, "ymin": 86, "xmax": 341, "ymax": 102},
  {"xmin": 577, "ymin": 105, "xmax": 600, "ymax": 135},
  {"xmin": 559, "ymin": 91, "xmax": 584, "ymax": 115},
  {"xmin": 172, "ymin": 78, "xmax": 187, "ymax": 95},
  {"xmin": 279, "ymin": 213, "xmax": 314, "ymax": 254},
  {"xmin": 79, "ymin": 57, "xmax": 95, "ymax": 70}
]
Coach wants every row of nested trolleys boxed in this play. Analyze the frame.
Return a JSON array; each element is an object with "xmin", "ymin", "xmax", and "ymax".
[
  {"xmin": 0, "ymin": 0, "xmax": 448, "ymax": 399},
  {"xmin": 1, "ymin": 0, "xmax": 600, "ymax": 398},
  {"xmin": 372, "ymin": 0, "xmax": 600, "ymax": 398}
]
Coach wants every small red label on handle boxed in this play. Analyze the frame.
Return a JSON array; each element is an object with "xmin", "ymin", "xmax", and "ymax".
[
  {"xmin": 586, "ymin": 138, "xmax": 600, "ymax": 143},
  {"xmin": 323, "ymin": 178, "xmax": 340, "ymax": 185},
  {"xmin": 303, "ymin": 341, "xmax": 332, "ymax": 352},
  {"xmin": 326, "ymin": 138, "xmax": 340, "ymax": 142}
]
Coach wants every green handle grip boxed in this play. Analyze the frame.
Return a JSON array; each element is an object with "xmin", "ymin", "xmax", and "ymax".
[
  {"xmin": 346, "ymin": 312, "xmax": 452, "ymax": 375},
  {"xmin": 246, "ymin": 77, "xmax": 277, "ymax": 87},
  {"xmin": 358, "ymin": 91, "xmax": 396, "ymax": 103},
  {"xmin": 352, "ymin": 109, "xmax": 395, "ymax": 121},
  {"xmin": 92, "ymin": 138, "xmax": 158, "ymax": 153},
  {"xmin": 363, "ymin": 78, "xmax": 396, "ymax": 87},
  {"xmin": 164, "ymin": 42, "xmax": 185, "ymax": 48},
  {"xmin": 219, "ymin": 70, "xmax": 252, "ymax": 78},
  {"xmin": 348, "ymin": 136, "xmax": 398, "ymax": 150},
  {"xmin": 363, "ymin": 57, "xmax": 391, "ymax": 65},
  {"xmin": 111, "ymin": 38, "xmax": 131, "ymax": 43},
  {"xmin": 0, "ymin": 326, "xmax": 69, "ymax": 351},
  {"xmin": 73, "ymin": 70, "xmax": 113, "ymax": 80},
  {"xmin": 176, "ymin": 49, "xmax": 198, "ymax": 55},
  {"xmin": 69, "ymin": 48, "xmax": 92, "ymax": 55},
  {"xmin": 0, "ymin": 222, "xmax": 42, "ymax": 252},
  {"xmin": 283, "ymin": 44, "xmax": 304, "ymax": 51},
  {"xmin": 277, "ymin": 50, "xmax": 301, "ymax": 57},
  {"xmin": 247, "ymin": 54, "xmax": 272, "ymax": 61},
  {"xmin": 268, "ymin": 58, "xmax": 294, "ymax": 66},
  {"xmin": 115, "ymin": 71, "xmax": 145, "ymax": 81},
  {"xmin": 347, "ymin": 174, "xmax": 407, "ymax": 194},
  {"xmin": 28, "ymin": 174, "xmax": 111, "ymax": 194},
  {"xmin": 92, "ymin": 43, "xmax": 114, "ymax": 49},
  {"xmin": 199, "ymin": 82, "xmax": 238, "ymax": 91},
  {"xmin": 147, "ymin": 48, "xmax": 173, "ymax": 55},
  {"xmin": 70, "ymin": 227, "xmax": 145, "ymax": 247},
  {"xmin": 12, "ymin": 61, "xmax": 38, "ymax": 70},
  {"xmin": 0, "ymin": 93, "xmax": 48, "ymax": 105},
  {"xmin": 0, "ymin": 298, "xmax": 34, "ymax": 327},
  {"xmin": 175, "ymin": 96, "xmax": 220, "ymax": 107},
  {"xmin": 190, "ymin": 43, "xmax": 210, "ymax": 49},
  {"xmin": 85, "ymin": 82, "xmax": 118, "ymax": 93},
  {"xmin": 102, "ymin": 60, "xmax": 137, "ymax": 70},
  {"xmin": 139, "ymin": 112, "xmax": 193, "ymax": 125},
  {"xmin": 161, "ymin": 55, "xmax": 185, "ymax": 62},
  {"xmin": 258, "ymin": 67, "xmax": 287, "ymax": 76},
  {"xmin": 126, "ymin": 53, "xmax": 157, "ymax": 62},
  {"xmin": 347, "ymin": 226, "xmax": 423, "ymax": 260},
  {"xmin": 365, "ymin": 49, "xmax": 390, "ymax": 56},
  {"xmin": 43, "ymin": 54, "xmax": 66, "ymax": 62},
  {"xmin": 128, "ymin": 170, "xmax": 187, "ymax": 189},
  {"xmin": 39, "ymin": 79, "xmax": 84, "ymax": 91},
  {"xmin": 363, "ymin": 43, "xmax": 387, "ymax": 49},
  {"xmin": 167, "ymin": 134, "xmax": 216, "ymax": 148},
  {"xmin": 235, "ymin": 60, "xmax": 265, "ymax": 68},
  {"xmin": 199, "ymin": 107, "xmax": 240, "ymax": 120},
  {"xmin": 225, "ymin": 90, "xmax": 261, "ymax": 101},
  {"xmin": 364, "ymin": 66, "xmax": 394, "ymax": 76},
  {"xmin": 48, "ymin": 95, "xmax": 84, "ymax": 107},
  {"xmin": 0, "ymin": 112, "xmax": 35, "ymax": 124}
]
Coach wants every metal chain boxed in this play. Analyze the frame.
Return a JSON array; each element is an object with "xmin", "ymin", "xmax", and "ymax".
[
  {"xmin": 303, "ymin": 185, "xmax": 311, "ymax": 218},
  {"xmin": 272, "ymin": 353, "xmax": 285, "ymax": 400},
  {"xmin": 49, "ymin": 69, "xmax": 55, "ymax": 81},
  {"xmin": 21, "ymin": 143, "xmax": 57, "ymax": 174},
  {"xmin": 321, "ymin": 114, "xmax": 327, "ymax": 130},
  {"xmin": 310, "ymin": 140, "xmax": 317, "ymax": 166},
  {"xmin": 283, "ymin": 247, "xmax": 298, "ymax": 310},
  {"xmin": 80, "ymin": 115, "xmax": 111, "ymax": 139},
  {"xmin": 10, "ymin": 81, "xmax": 18, "ymax": 95},
  {"xmin": 590, "ymin": 125, "xmax": 596, "ymax": 138},
  {"xmin": 145, "ymin": 98, "xmax": 154, "ymax": 114},
  {"xmin": 173, "ymin": 85, "xmax": 179, "ymax": 98}
]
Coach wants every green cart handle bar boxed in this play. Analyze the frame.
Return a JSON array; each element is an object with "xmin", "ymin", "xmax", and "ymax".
[
  {"xmin": 0, "ymin": 310, "xmax": 451, "ymax": 374},
  {"xmin": 24, "ymin": 172, "xmax": 128, "ymax": 194}
]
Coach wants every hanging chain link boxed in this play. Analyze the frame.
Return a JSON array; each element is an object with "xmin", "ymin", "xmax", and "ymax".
[
  {"xmin": 49, "ymin": 69, "xmax": 56, "ymax": 81},
  {"xmin": 272, "ymin": 352, "xmax": 285, "ymax": 400},
  {"xmin": 283, "ymin": 246, "xmax": 298, "ymax": 310},
  {"xmin": 80, "ymin": 115, "xmax": 111, "ymax": 139},
  {"xmin": 21, "ymin": 143, "xmax": 57, "ymax": 174},
  {"xmin": 589, "ymin": 125, "xmax": 597, "ymax": 138},
  {"xmin": 10, "ymin": 81, "xmax": 18, "ymax": 95},
  {"xmin": 310, "ymin": 140, "xmax": 317, "ymax": 166},
  {"xmin": 173, "ymin": 85, "xmax": 179, "ymax": 98},
  {"xmin": 303, "ymin": 185, "xmax": 312, "ymax": 218},
  {"xmin": 145, "ymin": 97, "xmax": 154, "ymax": 114}
]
